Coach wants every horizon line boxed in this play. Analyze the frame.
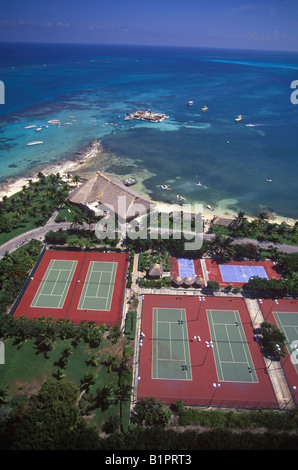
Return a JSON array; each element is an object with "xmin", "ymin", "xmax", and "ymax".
[{"xmin": 0, "ymin": 40, "xmax": 297, "ymax": 55}]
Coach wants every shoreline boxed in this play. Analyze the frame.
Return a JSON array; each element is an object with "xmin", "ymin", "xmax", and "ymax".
[
  {"xmin": 151, "ymin": 200, "xmax": 295, "ymax": 228},
  {"xmin": 0, "ymin": 140, "xmax": 102, "ymax": 200},
  {"xmin": 0, "ymin": 140, "xmax": 296, "ymax": 228}
]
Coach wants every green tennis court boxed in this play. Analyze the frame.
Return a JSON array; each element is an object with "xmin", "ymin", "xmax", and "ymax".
[
  {"xmin": 152, "ymin": 307, "xmax": 192, "ymax": 380},
  {"xmin": 274, "ymin": 312, "xmax": 298, "ymax": 372},
  {"xmin": 31, "ymin": 259, "xmax": 77, "ymax": 309},
  {"xmin": 207, "ymin": 309, "xmax": 258, "ymax": 383},
  {"xmin": 78, "ymin": 261, "xmax": 117, "ymax": 311}
]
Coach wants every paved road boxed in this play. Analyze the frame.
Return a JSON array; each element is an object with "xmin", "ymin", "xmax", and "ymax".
[
  {"xmin": 205, "ymin": 233, "xmax": 298, "ymax": 254},
  {"xmin": 0, "ymin": 221, "xmax": 72, "ymax": 258},
  {"xmin": 149, "ymin": 227, "xmax": 298, "ymax": 254},
  {"xmin": 1, "ymin": 221, "xmax": 298, "ymax": 259}
]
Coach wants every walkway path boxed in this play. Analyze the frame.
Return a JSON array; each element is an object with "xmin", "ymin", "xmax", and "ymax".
[{"xmin": 130, "ymin": 253, "xmax": 144, "ymax": 411}]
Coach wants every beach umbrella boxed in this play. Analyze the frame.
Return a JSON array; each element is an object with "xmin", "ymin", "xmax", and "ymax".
[
  {"xmin": 183, "ymin": 277, "xmax": 194, "ymax": 287},
  {"xmin": 194, "ymin": 276, "xmax": 205, "ymax": 287},
  {"xmin": 172, "ymin": 276, "xmax": 183, "ymax": 286}
]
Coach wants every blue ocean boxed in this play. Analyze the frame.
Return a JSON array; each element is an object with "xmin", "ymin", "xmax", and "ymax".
[{"xmin": 0, "ymin": 42, "xmax": 298, "ymax": 219}]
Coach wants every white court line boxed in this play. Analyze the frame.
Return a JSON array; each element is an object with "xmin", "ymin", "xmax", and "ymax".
[
  {"xmin": 153, "ymin": 308, "xmax": 192, "ymax": 380},
  {"xmin": 31, "ymin": 260, "xmax": 77, "ymax": 308},
  {"xmin": 78, "ymin": 261, "xmax": 116, "ymax": 311}
]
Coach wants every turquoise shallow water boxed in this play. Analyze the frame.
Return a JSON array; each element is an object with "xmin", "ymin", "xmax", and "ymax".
[{"xmin": 0, "ymin": 43, "xmax": 298, "ymax": 219}]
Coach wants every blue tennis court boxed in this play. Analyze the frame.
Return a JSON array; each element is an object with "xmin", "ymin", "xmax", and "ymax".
[
  {"xmin": 178, "ymin": 258, "xmax": 196, "ymax": 279},
  {"xmin": 219, "ymin": 265, "xmax": 269, "ymax": 283}
]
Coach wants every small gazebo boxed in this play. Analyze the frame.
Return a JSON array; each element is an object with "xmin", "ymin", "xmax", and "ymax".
[{"xmin": 148, "ymin": 263, "xmax": 164, "ymax": 279}]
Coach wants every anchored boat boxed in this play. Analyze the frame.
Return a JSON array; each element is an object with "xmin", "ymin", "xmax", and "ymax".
[{"xmin": 27, "ymin": 141, "xmax": 43, "ymax": 146}]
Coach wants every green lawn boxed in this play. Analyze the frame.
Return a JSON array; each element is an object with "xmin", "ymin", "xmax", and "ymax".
[{"xmin": 0, "ymin": 335, "xmax": 132, "ymax": 432}]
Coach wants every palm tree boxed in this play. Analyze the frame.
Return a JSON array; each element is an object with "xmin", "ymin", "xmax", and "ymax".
[
  {"xmin": 114, "ymin": 382, "xmax": 133, "ymax": 430},
  {"xmin": 210, "ymin": 234, "xmax": 236, "ymax": 262},
  {"xmin": 291, "ymin": 221, "xmax": 298, "ymax": 235},
  {"xmin": 0, "ymin": 384, "xmax": 10, "ymax": 404},
  {"xmin": 61, "ymin": 346, "xmax": 73, "ymax": 359},
  {"xmin": 257, "ymin": 211, "xmax": 270, "ymax": 225},
  {"xmin": 94, "ymin": 384, "xmax": 114, "ymax": 411},
  {"xmin": 72, "ymin": 174, "xmax": 81, "ymax": 187},
  {"xmin": 119, "ymin": 347, "xmax": 133, "ymax": 374},
  {"xmin": 84, "ymin": 212, "xmax": 98, "ymax": 230},
  {"xmin": 104, "ymin": 353, "xmax": 120, "ymax": 374},
  {"xmin": 54, "ymin": 367, "xmax": 66, "ymax": 381},
  {"xmin": 71, "ymin": 214, "xmax": 83, "ymax": 229},
  {"xmin": 231, "ymin": 210, "xmax": 249, "ymax": 235},
  {"xmin": 35, "ymin": 333, "xmax": 55, "ymax": 353},
  {"xmin": 80, "ymin": 372, "xmax": 97, "ymax": 392},
  {"xmin": 38, "ymin": 171, "xmax": 46, "ymax": 184}
]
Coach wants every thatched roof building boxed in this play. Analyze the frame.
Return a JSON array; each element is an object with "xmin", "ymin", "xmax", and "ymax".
[
  {"xmin": 148, "ymin": 264, "xmax": 163, "ymax": 278},
  {"xmin": 211, "ymin": 216, "xmax": 235, "ymax": 228},
  {"xmin": 69, "ymin": 171, "xmax": 154, "ymax": 222}
]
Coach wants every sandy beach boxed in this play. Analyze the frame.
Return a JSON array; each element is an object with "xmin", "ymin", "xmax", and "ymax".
[
  {"xmin": 0, "ymin": 139, "xmax": 295, "ymax": 228},
  {"xmin": 0, "ymin": 140, "xmax": 102, "ymax": 200}
]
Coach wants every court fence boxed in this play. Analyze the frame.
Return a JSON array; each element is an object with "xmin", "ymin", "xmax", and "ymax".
[{"xmin": 152, "ymin": 396, "xmax": 279, "ymax": 409}]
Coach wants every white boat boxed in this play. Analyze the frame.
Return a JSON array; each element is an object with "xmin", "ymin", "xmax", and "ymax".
[
  {"xmin": 187, "ymin": 101, "xmax": 194, "ymax": 106},
  {"xmin": 196, "ymin": 181, "xmax": 202, "ymax": 186},
  {"xmin": 235, "ymin": 115, "xmax": 242, "ymax": 122},
  {"xmin": 35, "ymin": 127, "xmax": 42, "ymax": 131},
  {"xmin": 207, "ymin": 205, "xmax": 214, "ymax": 211},
  {"xmin": 266, "ymin": 178, "xmax": 272, "ymax": 182},
  {"xmin": 27, "ymin": 141, "xmax": 43, "ymax": 146},
  {"xmin": 24, "ymin": 125, "xmax": 36, "ymax": 129}
]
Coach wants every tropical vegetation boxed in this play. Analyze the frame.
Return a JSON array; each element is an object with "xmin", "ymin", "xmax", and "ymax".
[
  {"xmin": 0, "ymin": 173, "xmax": 69, "ymax": 244},
  {"xmin": 210, "ymin": 210, "xmax": 298, "ymax": 245},
  {"xmin": 1, "ymin": 174, "xmax": 298, "ymax": 450}
]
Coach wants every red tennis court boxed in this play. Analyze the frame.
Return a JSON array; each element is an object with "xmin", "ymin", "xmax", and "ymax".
[
  {"xmin": 258, "ymin": 298, "xmax": 298, "ymax": 405},
  {"xmin": 13, "ymin": 250, "xmax": 128, "ymax": 326},
  {"xmin": 137, "ymin": 294, "xmax": 278, "ymax": 408}
]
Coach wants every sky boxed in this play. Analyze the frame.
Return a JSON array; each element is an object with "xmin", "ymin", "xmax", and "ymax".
[{"xmin": 1, "ymin": 0, "xmax": 298, "ymax": 51}]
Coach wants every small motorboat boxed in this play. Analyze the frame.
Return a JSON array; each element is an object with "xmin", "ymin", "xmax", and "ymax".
[
  {"xmin": 196, "ymin": 181, "xmax": 202, "ymax": 186},
  {"xmin": 207, "ymin": 205, "xmax": 214, "ymax": 211},
  {"xmin": 235, "ymin": 115, "xmax": 242, "ymax": 122},
  {"xmin": 27, "ymin": 141, "xmax": 43, "ymax": 146},
  {"xmin": 187, "ymin": 100, "xmax": 194, "ymax": 106},
  {"xmin": 202, "ymin": 105, "xmax": 208, "ymax": 111}
]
